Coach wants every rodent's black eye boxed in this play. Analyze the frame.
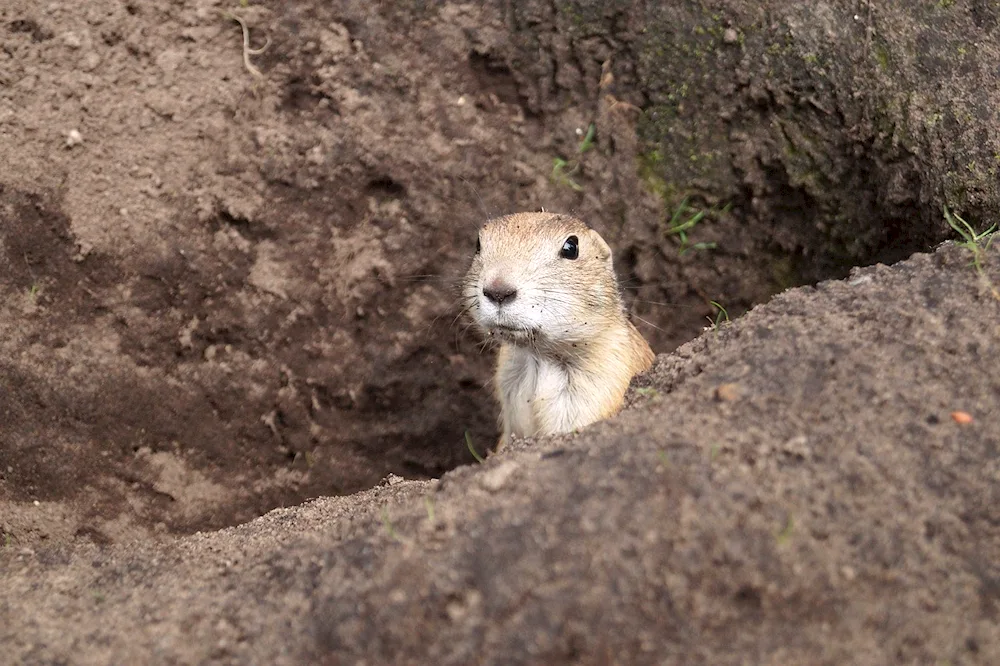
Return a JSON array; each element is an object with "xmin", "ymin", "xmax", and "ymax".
[
  {"xmin": 475, "ymin": 236, "xmax": 481, "ymax": 254},
  {"xmin": 559, "ymin": 235, "xmax": 579, "ymax": 260}
]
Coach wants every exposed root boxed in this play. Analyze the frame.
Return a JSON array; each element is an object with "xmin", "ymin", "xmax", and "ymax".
[{"xmin": 225, "ymin": 12, "xmax": 270, "ymax": 79}]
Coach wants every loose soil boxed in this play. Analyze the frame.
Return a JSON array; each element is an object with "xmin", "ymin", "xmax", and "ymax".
[
  {"xmin": 0, "ymin": 0, "xmax": 787, "ymax": 546},
  {"xmin": 1, "ymin": 1, "xmax": 998, "ymax": 664}
]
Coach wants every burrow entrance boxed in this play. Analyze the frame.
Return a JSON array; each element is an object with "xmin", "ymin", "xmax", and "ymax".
[{"xmin": 0, "ymin": 1, "xmax": 954, "ymax": 548}]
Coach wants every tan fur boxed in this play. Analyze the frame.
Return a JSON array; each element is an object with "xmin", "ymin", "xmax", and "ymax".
[{"xmin": 463, "ymin": 212, "xmax": 655, "ymax": 450}]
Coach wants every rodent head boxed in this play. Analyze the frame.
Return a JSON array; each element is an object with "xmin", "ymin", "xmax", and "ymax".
[{"xmin": 463, "ymin": 212, "xmax": 626, "ymax": 354}]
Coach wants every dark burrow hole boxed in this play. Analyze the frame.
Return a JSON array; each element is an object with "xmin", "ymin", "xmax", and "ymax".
[
  {"xmin": 2, "ymin": 176, "xmax": 953, "ymax": 541},
  {"xmin": 0, "ymin": 97, "xmax": 962, "ymax": 543}
]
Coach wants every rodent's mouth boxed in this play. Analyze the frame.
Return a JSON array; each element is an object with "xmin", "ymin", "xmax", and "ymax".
[{"xmin": 489, "ymin": 324, "xmax": 535, "ymax": 343}]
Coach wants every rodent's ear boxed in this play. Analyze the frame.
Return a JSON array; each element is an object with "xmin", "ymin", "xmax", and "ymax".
[{"xmin": 588, "ymin": 229, "xmax": 613, "ymax": 263}]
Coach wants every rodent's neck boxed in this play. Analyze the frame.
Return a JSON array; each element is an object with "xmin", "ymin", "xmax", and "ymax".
[{"xmin": 496, "ymin": 316, "xmax": 652, "ymax": 441}]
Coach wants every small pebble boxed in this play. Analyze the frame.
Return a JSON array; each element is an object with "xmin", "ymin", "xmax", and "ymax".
[
  {"xmin": 66, "ymin": 129, "xmax": 83, "ymax": 148},
  {"xmin": 951, "ymin": 411, "xmax": 973, "ymax": 424},
  {"xmin": 715, "ymin": 383, "xmax": 742, "ymax": 402},
  {"xmin": 380, "ymin": 473, "xmax": 405, "ymax": 486},
  {"xmin": 62, "ymin": 32, "xmax": 82, "ymax": 49}
]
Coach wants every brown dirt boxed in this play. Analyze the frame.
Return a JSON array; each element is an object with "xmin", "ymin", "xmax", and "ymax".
[
  {"xmin": 0, "ymin": 0, "xmax": 776, "ymax": 547},
  {"xmin": 3, "ymin": 241, "xmax": 999, "ymax": 665},
  {"xmin": 1, "ymin": 0, "xmax": 999, "ymax": 663}
]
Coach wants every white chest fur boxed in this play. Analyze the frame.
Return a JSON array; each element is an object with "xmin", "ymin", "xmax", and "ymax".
[{"xmin": 495, "ymin": 345, "xmax": 589, "ymax": 441}]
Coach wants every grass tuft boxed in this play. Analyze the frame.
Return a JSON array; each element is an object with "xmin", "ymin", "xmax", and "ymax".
[
  {"xmin": 706, "ymin": 300, "xmax": 730, "ymax": 330},
  {"xmin": 944, "ymin": 206, "xmax": 999, "ymax": 300},
  {"xmin": 665, "ymin": 198, "xmax": 729, "ymax": 255},
  {"xmin": 551, "ymin": 123, "xmax": 596, "ymax": 191},
  {"xmin": 465, "ymin": 430, "xmax": 485, "ymax": 464}
]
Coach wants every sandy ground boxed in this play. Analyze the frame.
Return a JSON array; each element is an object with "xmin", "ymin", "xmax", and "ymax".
[
  {"xmin": 0, "ymin": 0, "xmax": 768, "ymax": 548},
  {"xmin": 3, "ymin": 241, "xmax": 999, "ymax": 664},
  {"xmin": 1, "ymin": 1, "xmax": 999, "ymax": 663}
]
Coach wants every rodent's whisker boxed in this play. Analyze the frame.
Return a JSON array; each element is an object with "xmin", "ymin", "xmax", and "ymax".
[
  {"xmin": 398, "ymin": 274, "xmax": 461, "ymax": 284},
  {"xmin": 627, "ymin": 297, "xmax": 706, "ymax": 311},
  {"xmin": 454, "ymin": 321, "xmax": 478, "ymax": 350},
  {"xmin": 459, "ymin": 321, "xmax": 478, "ymax": 339},
  {"xmin": 457, "ymin": 175, "xmax": 497, "ymax": 221},
  {"xmin": 450, "ymin": 305, "xmax": 470, "ymax": 324},
  {"xmin": 422, "ymin": 308, "xmax": 467, "ymax": 335},
  {"xmin": 631, "ymin": 314, "xmax": 667, "ymax": 334}
]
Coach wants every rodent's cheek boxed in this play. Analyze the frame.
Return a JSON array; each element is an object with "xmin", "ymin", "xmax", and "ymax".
[
  {"xmin": 474, "ymin": 298, "xmax": 500, "ymax": 326},
  {"xmin": 497, "ymin": 297, "xmax": 546, "ymax": 329},
  {"xmin": 462, "ymin": 281, "xmax": 480, "ymax": 303}
]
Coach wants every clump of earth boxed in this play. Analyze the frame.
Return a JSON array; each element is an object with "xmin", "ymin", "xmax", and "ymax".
[{"xmin": 1, "ymin": 1, "xmax": 998, "ymax": 664}]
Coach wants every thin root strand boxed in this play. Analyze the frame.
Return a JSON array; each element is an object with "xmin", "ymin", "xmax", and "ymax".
[{"xmin": 226, "ymin": 12, "xmax": 269, "ymax": 79}]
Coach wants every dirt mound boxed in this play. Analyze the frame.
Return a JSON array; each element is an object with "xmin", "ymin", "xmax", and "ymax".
[
  {"xmin": 0, "ymin": 0, "xmax": 521, "ymax": 541},
  {"xmin": 2, "ymin": 0, "xmax": 1000, "ymax": 663},
  {"xmin": 3, "ymin": 242, "xmax": 998, "ymax": 664},
  {"xmin": 4, "ymin": 0, "xmax": 987, "ymax": 545},
  {"xmin": 0, "ymin": 0, "xmax": 789, "ymax": 544}
]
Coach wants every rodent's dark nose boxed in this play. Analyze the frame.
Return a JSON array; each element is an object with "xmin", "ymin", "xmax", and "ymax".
[{"xmin": 483, "ymin": 280, "xmax": 517, "ymax": 305}]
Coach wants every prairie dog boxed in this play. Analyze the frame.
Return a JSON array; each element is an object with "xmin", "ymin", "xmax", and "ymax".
[{"xmin": 464, "ymin": 212, "xmax": 655, "ymax": 450}]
